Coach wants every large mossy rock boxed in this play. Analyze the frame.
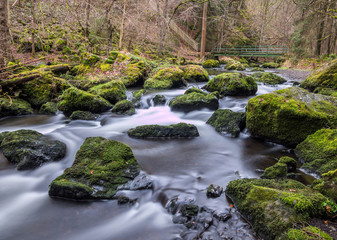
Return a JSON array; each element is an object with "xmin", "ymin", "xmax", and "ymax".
[
  {"xmin": 246, "ymin": 87, "xmax": 337, "ymax": 147},
  {"xmin": 205, "ymin": 73, "xmax": 257, "ymax": 96},
  {"xmin": 206, "ymin": 109, "xmax": 246, "ymax": 137},
  {"xmin": 261, "ymin": 157, "xmax": 298, "ymax": 179},
  {"xmin": 39, "ymin": 102, "xmax": 57, "ymax": 114},
  {"xmin": 225, "ymin": 178, "xmax": 328, "ymax": 240},
  {"xmin": 121, "ymin": 61, "xmax": 147, "ymax": 87},
  {"xmin": 89, "ymin": 80, "xmax": 126, "ymax": 104},
  {"xmin": 202, "ymin": 59, "xmax": 220, "ymax": 68},
  {"xmin": 128, "ymin": 123, "xmax": 199, "ymax": 138},
  {"xmin": 251, "ymin": 72, "xmax": 287, "ymax": 85},
  {"xmin": 313, "ymin": 169, "xmax": 337, "ymax": 203},
  {"xmin": 169, "ymin": 91, "xmax": 219, "ymax": 112},
  {"xmin": 49, "ymin": 137, "xmax": 140, "ymax": 200},
  {"xmin": 225, "ymin": 60, "xmax": 246, "ymax": 71},
  {"xmin": 1, "ymin": 130, "xmax": 66, "ymax": 170},
  {"xmin": 262, "ymin": 62, "xmax": 280, "ymax": 68},
  {"xmin": 144, "ymin": 66, "xmax": 185, "ymax": 90},
  {"xmin": 281, "ymin": 226, "xmax": 332, "ymax": 240},
  {"xmin": 295, "ymin": 129, "xmax": 337, "ymax": 175},
  {"xmin": 301, "ymin": 59, "xmax": 337, "ymax": 92},
  {"xmin": 69, "ymin": 110, "xmax": 98, "ymax": 120},
  {"xmin": 111, "ymin": 100, "xmax": 135, "ymax": 115},
  {"xmin": 0, "ymin": 98, "xmax": 33, "ymax": 117},
  {"xmin": 57, "ymin": 88, "xmax": 112, "ymax": 116},
  {"xmin": 180, "ymin": 65, "xmax": 209, "ymax": 82}
]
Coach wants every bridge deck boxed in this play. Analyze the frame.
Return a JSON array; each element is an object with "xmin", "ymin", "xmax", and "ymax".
[{"xmin": 212, "ymin": 45, "xmax": 288, "ymax": 57}]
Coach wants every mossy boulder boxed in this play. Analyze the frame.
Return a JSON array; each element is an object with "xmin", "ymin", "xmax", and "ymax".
[
  {"xmin": 312, "ymin": 169, "xmax": 337, "ymax": 203},
  {"xmin": 205, "ymin": 72, "xmax": 257, "ymax": 96},
  {"xmin": 39, "ymin": 102, "xmax": 57, "ymax": 114},
  {"xmin": 202, "ymin": 59, "xmax": 220, "ymax": 68},
  {"xmin": 121, "ymin": 61, "xmax": 147, "ymax": 87},
  {"xmin": 225, "ymin": 60, "xmax": 246, "ymax": 71},
  {"xmin": 152, "ymin": 95, "xmax": 166, "ymax": 106},
  {"xmin": 57, "ymin": 88, "xmax": 112, "ymax": 116},
  {"xmin": 180, "ymin": 65, "xmax": 209, "ymax": 82},
  {"xmin": 262, "ymin": 62, "xmax": 280, "ymax": 68},
  {"xmin": 226, "ymin": 178, "xmax": 328, "ymax": 240},
  {"xmin": 279, "ymin": 157, "xmax": 297, "ymax": 173},
  {"xmin": 144, "ymin": 67, "xmax": 185, "ymax": 90},
  {"xmin": 0, "ymin": 98, "xmax": 33, "ymax": 117},
  {"xmin": 251, "ymin": 72, "xmax": 287, "ymax": 85},
  {"xmin": 295, "ymin": 129, "xmax": 337, "ymax": 175},
  {"xmin": 49, "ymin": 137, "xmax": 140, "ymax": 200},
  {"xmin": 251, "ymin": 67, "xmax": 264, "ymax": 72},
  {"xmin": 206, "ymin": 109, "xmax": 246, "ymax": 137},
  {"xmin": 111, "ymin": 100, "xmax": 135, "ymax": 115},
  {"xmin": 301, "ymin": 59, "xmax": 337, "ymax": 92},
  {"xmin": 89, "ymin": 80, "xmax": 126, "ymax": 104},
  {"xmin": 261, "ymin": 163, "xmax": 288, "ymax": 179},
  {"xmin": 246, "ymin": 87, "xmax": 337, "ymax": 147},
  {"xmin": 169, "ymin": 92, "xmax": 219, "ymax": 113},
  {"xmin": 128, "ymin": 123, "xmax": 199, "ymax": 138},
  {"xmin": 280, "ymin": 226, "xmax": 332, "ymax": 240},
  {"xmin": 69, "ymin": 110, "xmax": 98, "ymax": 120},
  {"xmin": 1, "ymin": 129, "xmax": 66, "ymax": 170}
]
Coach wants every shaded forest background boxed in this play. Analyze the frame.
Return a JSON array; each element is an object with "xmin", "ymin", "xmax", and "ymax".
[{"xmin": 3, "ymin": 0, "xmax": 337, "ymax": 67}]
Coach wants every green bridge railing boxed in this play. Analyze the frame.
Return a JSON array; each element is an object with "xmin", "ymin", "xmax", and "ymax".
[{"xmin": 211, "ymin": 45, "xmax": 288, "ymax": 57}]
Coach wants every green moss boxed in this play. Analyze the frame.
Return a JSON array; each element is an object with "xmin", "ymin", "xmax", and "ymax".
[
  {"xmin": 121, "ymin": 61, "xmax": 147, "ymax": 87},
  {"xmin": 181, "ymin": 204, "xmax": 199, "ymax": 217},
  {"xmin": 0, "ymin": 98, "xmax": 33, "ymax": 117},
  {"xmin": 261, "ymin": 163, "xmax": 288, "ymax": 179},
  {"xmin": 295, "ymin": 129, "xmax": 337, "ymax": 175},
  {"xmin": 225, "ymin": 60, "xmax": 246, "ymax": 71},
  {"xmin": 39, "ymin": 102, "xmax": 57, "ymax": 114},
  {"xmin": 301, "ymin": 59, "xmax": 337, "ymax": 91},
  {"xmin": 89, "ymin": 80, "xmax": 126, "ymax": 104},
  {"xmin": 185, "ymin": 87, "xmax": 207, "ymax": 95},
  {"xmin": 281, "ymin": 226, "xmax": 333, "ymax": 240},
  {"xmin": 49, "ymin": 137, "xmax": 139, "ymax": 200},
  {"xmin": 127, "ymin": 123, "xmax": 199, "ymax": 138},
  {"xmin": 144, "ymin": 66, "xmax": 185, "ymax": 90},
  {"xmin": 246, "ymin": 87, "xmax": 337, "ymax": 147},
  {"xmin": 83, "ymin": 55, "xmax": 101, "ymax": 66},
  {"xmin": 169, "ymin": 92, "xmax": 219, "ymax": 112},
  {"xmin": 251, "ymin": 72, "xmax": 287, "ymax": 85},
  {"xmin": 279, "ymin": 157, "xmax": 297, "ymax": 173},
  {"xmin": 262, "ymin": 62, "xmax": 280, "ymax": 68},
  {"xmin": 70, "ymin": 64, "xmax": 91, "ymax": 75},
  {"xmin": 202, "ymin": 59, "xmax": 220, "ymax": 68},
  {"xmin": 251, "ymin": 67, "xmax": 264, "ymax": 72},
  {"xmin": 226, "ymin": 178, "xmax": 328, "ymax": 240},
  {"xmin": 132, "ymin": 89, "xmax": 146, "ymax": 102},
  {"xmin": 57, "ymin": 87, "xmax": 112, "ymax": 116},
  {"xmin": 69, "ymin": 110, "xmax": 98, "ymax": 120},
  {"xmin": 111, "ymin": 100, "xmax": 135, "ymax": 115},
  {"xmin": 180, "ymin": 65, "xmax": 209, "ymax": 82},
  {"xmin": 206, "ymin": 109, "xmax": 246, "ymax": 137},
  {"xmin": 205, "ymin": 72, "xmax": 257, "ymax": 96},
  {"xmin": 313, "ymin": 168, "xmax": 337, "ymax": 202}
]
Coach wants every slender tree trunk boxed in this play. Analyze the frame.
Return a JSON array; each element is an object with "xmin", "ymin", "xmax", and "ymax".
[
  {"xmin": 85, "ymin": 0, "xmax": 91, "ymax": 38},
  {"xmin": 119, "ymin": 0, "xmax": 126, "ymax": 49},
  {"xmin": 158, "ymin": 0, "xmax": 168, "ymax": 54},
  {"xmin": 200, "ymin": 2, "xmax": 208, "ymax": 59},
  {"xmin": 0, "ymin": 0, "xmax": 13, "ymax": 68},
  {"xmin": 31, "ymin": 0, "xmax": 37, "ymax": 57}
]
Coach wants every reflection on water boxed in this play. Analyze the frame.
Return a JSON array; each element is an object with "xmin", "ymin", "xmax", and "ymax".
[{"xmin": 0, "ymin": 68, "xmax": 308, "ymax": 240}]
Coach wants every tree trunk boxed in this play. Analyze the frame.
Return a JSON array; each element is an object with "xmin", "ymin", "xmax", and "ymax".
[
  {"xmin": 158, "ymin": 0, "xmax": 168, "ymax": 54},
  {"xmin": 31, "ymin": 0, "xmax": 37, "ymax": 57},
  {"xmin": 119, "ymin": 0, "xmax": 126, "ymax": 49},
  {"xmin": 0, "ymin": 0, "xmax": 13, "ymax": 68},
  {"xmin": 85, "ymin": 0, "xmax": 91, "ymax": 38},
  {"xmin": 200, "ymin": 2, "xmax": 208, "ymax": 59}
]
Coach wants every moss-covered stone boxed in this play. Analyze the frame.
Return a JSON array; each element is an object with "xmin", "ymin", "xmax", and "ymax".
[
  {"xmin": 251, "ymin": 67, "xmax": 264, "ymax": 72},
  {"xmin": 246, "ymin": 87, "xmax": 337, "ymax": 147},
  {"xmin": 0, "ymin": 131, "xmax": 9, "ymax": 144},
  {"xmin": 121, "ymin": 61, "xmax": 147, "ymax": 87},
  {"xmin": 301, "ymin": 59, "xmax": 337, "ymax": 92},
  {"xmin": 152, "ymin": 95, "xmax": 166, "ymax": 106},
  {"xmin": 251, "ymin": 72, "xmax": 287, "ymax": 85},
  {"xmin": 280, "ymin": 226, "xmax": 333, "ymax": 240},
  {"xmin": 202, "ymin": 59, "xmax": 220, "ymax": 68},
  {"xmin": 0, "ymin": 98, "xmax": 33, "ymax": 117},
  {"xmin": 312, "ymin": 169, "xmax": 337, "ymax": 203},
  {"xmin": 181, "ymin": 204, "xmax": 199, "ymax": 217},
  {"xmin": 169, "ymin": 92, "xmax": 219, "ymax": 112},
  {"xmin": 261, "ymin": 163, "xmax": 288, "ymax": 179},
  {"xmin": 39, "ymin": 102, "xmax": 58, "ymax": 114},
  {"xmin": 57, "ymin": 88, "xmax": 112, "ymax": 116},
  {"xmin": 206, "ymin": 109, "xmax": 246, "ymax": 137},
  {"xmin": 225, "ymin": 178, "xmax": 328, "ymax": 240},
  {"xmin": 48, "ymin": 137, "xmax": 140, "ymax": 200},
  {"xmin": 111, "ymin": 100, "xmax": 135, "ymax": 115},
  {"xmin": 1, "ymin": 129, "xmax": 66, "ymax": 170},
  {"xmin": 69, "ymin": 110, "xmax": 98, "ymax": 120},
  {"xmin": 180, "ymin": 65, "xmax": 209, "ymax": 82},
  {"xmin": 89, "ymin": 80, "xmax": 126, "ymax": 104},
  {"xmin": 205, "ymin": 72, "xmax": 257, "ymax": 96},
  {"xmin": 144, "ymin": 66, "xmax": 185, "ymax": 90},
  {"xmin": 279, "ymin": 157, "xmax": 297, "ymax": 173},
  {"xmin": 295, "ymin": 129, "xmax": 337, "ymax": 175},
  {"xmin": 128, "ymin": 123, "xmax": 199, "ymax": 138},
  {"xmin": 262, "ymin": 62, "xmax": 280, "ymax": 68},
  {"xmin": 225, "ymin": 60, "xmax": 246, "ymax": 71}
]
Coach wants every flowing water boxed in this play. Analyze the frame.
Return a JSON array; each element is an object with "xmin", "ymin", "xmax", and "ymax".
[{"xmin": 0, "ymin": 68, "xmax": 311, "ymax": 240}]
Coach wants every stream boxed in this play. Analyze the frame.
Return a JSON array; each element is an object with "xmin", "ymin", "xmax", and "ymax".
[{"xmin": 0, "ymin": 67, "xmax": 312, "ymax": 240}]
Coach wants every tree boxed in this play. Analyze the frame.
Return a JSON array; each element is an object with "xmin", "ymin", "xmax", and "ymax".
[{"xmin": 0, "ymin": 0, "xmax": 13, "ymax": 68}]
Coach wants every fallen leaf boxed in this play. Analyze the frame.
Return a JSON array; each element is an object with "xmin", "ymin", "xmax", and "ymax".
[
  {"xmin": 289, "ymin": 189, "xmax": 296, "ymax": 192},
  {"xmin": 90, "ymin": 170, "xmax": 93, "ymax": 174},
  {"xmin": 324, "ymin": 220, "xmax": 329, "ymax": 224},
  {"xmin": 229, "ymin": 204, "xmax": 234, "ymax": 208}
]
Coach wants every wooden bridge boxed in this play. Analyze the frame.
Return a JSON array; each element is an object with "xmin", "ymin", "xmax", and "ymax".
[{"xmin": 211, "ymin": 45, "xmax": 288, "ymax": 57}]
